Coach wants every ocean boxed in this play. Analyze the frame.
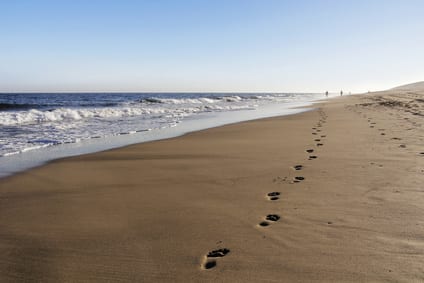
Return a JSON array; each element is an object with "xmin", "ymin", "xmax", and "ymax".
[{"xmin": 0, "ymin": 92, "xmax": 330, "ymax": 177}]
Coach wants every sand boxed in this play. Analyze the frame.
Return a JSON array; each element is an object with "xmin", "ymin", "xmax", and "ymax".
[{"xmin": 0, "ymin": 85, "xmax": 423, "ymax": 282}]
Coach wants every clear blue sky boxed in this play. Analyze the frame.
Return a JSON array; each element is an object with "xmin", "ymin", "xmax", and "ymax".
[{"xmin": 1, "ymin": 0, "xmax": 423, "ymax": 93}]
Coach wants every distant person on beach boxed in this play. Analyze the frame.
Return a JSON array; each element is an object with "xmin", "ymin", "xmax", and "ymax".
[
  {"xmin": 340, "ymin": 90, "xmax": 343, "ymax": 96},
  {"xmin": 325, "ymin": 91, "xmax": 328, "ymax": 97}
]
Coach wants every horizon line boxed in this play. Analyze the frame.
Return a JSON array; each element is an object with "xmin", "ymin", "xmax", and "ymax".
[{"xmin": 0, "ymin": 90, "xmax": 334, "ymax": 94}]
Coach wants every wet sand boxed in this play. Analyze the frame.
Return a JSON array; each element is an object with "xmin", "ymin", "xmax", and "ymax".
[{"xmin": 1, "ymin": 85, "xmax": 423, "ymax": 282}]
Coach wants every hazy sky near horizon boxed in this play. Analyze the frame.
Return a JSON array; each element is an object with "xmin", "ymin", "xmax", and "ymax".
[{"xmin": 1, "ymin": 0, "xmax": 424, "ymax": 93}]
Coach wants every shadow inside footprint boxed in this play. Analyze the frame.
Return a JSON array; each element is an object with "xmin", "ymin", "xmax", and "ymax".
[
  {"xmin": 293, "ymin": 165, "xmax": 303, "ymax": 170},
  {"xmin": 308, "ymin": 155, "xmax": 317, "ymax": 160},
  {"xmin": 204, "ymin": 261, "xmax": 216, "ymax": 269},
  {"xmin": 259, "ymin": 221, "xmax": 270, "ymax": 227},
  {"xmin": 267, "ymin": 192, "xmax": 280, "ymax": 201},
  {"xmin": 306, "ymin": 149, "xmax": 314, "ymax": 153},
  {"xmin": 317, "ymin": 143, "xmax": 323, "ymax": 146},
  {"xmin": 266, "ymin": 214, "xmax": 280, "ymax": 221},
  {"xmin": 294, "ymin": 176, "xmax": 305, "ymax": 182},
  {"xmin": 207, "ymin": 248, "xmax": 230, "ymax": 258}
]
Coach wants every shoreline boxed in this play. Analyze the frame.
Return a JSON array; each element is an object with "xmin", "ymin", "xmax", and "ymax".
[
  {"xmin": 0, "ymin": 90, "xmax": 423, "ymax": 282},
  {"xmin": 0, "ymin": 97, "xmax": 325, "ymax": 179},
  {"xmin": 0, "ymin": 108, "xmax": 311, "ymax": 182}
]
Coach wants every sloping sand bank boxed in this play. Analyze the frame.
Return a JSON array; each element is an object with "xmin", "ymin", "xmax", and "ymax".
[{"xmin": 1, "ymin": 87, "xmax": 423, "ymax": 282}]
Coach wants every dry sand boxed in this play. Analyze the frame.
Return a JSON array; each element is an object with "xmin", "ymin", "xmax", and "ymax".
[{"xmin": 0, "ymin": 85, "xmax": 423, "ymax": 282}]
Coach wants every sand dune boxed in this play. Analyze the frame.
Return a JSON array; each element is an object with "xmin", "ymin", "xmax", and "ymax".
[
  {"xmin": 390, "ymin": 80, "xmax": 424, "ymax": 91},
  {"xmin": 0, "ymin": 85, "xmax": 423, "ymax": 282}
]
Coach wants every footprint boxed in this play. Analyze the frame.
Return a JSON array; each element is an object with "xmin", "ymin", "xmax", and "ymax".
[
  {"xmin": 321, "ymin": 135, "xmax": 326, "ymax": 138},
  {"xmin": 293, "ymin": 165, "xmax": 303, "ymax": 171},
  {"xmin": 207, "ymin": 249, "xmax": 230, "ymax": 258},
  {"xmin": 202, "ymin": 248, "xmax": 230, "ymax": 270},
  {"xmin": 316, "ymin": 143, "xmax": 323, "ymax": 146},
  {"xmin": 267, "ymin": 192, "xmax": 280, "ymax": 201},
  {"xmin": 308, "ymin": 155, "xmax": 317, "ymax": 160},
  {"xmin": 259, "ymin": 214, "xmax": 281, "ymax": 227},
  {"xmin": 314, "ymin": 139, "xmax": 321, "ymax": 142},
  {"xmin": 203, "ymin": 261, "xmax": 216, "ymax": 269},
  {"xmin": 259, "ymin": 221, "xmax": 270, "ymax": 227},
  {"xmin": 266, "ymin": 214, "xmax": 280, "ymax": 221},
  {"xmin": 306, "ymin": 149, "xmax": 314, "ymax": 153},
  {"xmin": 293, "ymin": 176, "xmax": 305, "ymax": 183}
]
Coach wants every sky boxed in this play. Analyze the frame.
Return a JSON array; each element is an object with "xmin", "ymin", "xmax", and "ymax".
[{"xmin": 1, "ymin": 0, "xmax": 424, "ymax": 93}]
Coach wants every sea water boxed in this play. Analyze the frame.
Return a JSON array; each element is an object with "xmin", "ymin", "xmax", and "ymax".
[{"xmin": 0, "ymin": 92, "xmax": 333, "ymax": 177}]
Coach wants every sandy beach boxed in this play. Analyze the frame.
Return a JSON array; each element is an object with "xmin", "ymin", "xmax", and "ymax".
[{"xmin": 0, "ymin": 84, "xmax": 423, "ymax": 282}]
